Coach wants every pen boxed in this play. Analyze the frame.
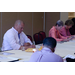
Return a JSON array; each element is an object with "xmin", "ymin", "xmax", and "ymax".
[
  {"xmin": 9, "ymin": 58, "xmax": 22, "ymax": 62},
  {"xmin": 9, "ymin": 59, "xmax": 19, "ymax": 62}
]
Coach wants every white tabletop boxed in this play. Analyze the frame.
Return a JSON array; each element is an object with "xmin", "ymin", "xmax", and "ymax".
[
  {"xmin": 0, "ymin": 50, "xmax": 33, "ymax": 62},
  {"xmin": 0, "ymin": 40, "xmax": 75, "ymax": 62},
  {"xmin": 55, "ymin": 40, "xmax": 75, "ymax": 57},
  {"xmin": 0, "ymin": 44, "xmax": 43, "ymax": 62}
]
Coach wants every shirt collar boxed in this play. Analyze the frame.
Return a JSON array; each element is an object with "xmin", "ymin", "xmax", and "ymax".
[
  {"xmin": 53, "ymin": 26, "xmax": 57, "ymax": 32},
  {"xmin": 42, "ymin": 47, "xmax": 52, "ymax": 53},
  {"xmin": 12, "ymin": 27, "xmax": 18, "ymax": 34}
]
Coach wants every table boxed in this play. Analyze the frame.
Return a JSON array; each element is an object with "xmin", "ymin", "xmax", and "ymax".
[
  {"xmin": 0, "ymin": 50, "xmax": 33, "ymax": 62},
  {"xmin": 55, "ymin": 40, "xmax": 75, "ymax": 57},
  {"xmin": 36, "ymin": 41, "xmax": 75, "ymax": 58},
  {"xmin": 0, "ymin": 45, "xmax": 42, "ymax": 62},
  {"xmin": 0, "ymin": 40, "xmax": 75, "ymax": 62}
]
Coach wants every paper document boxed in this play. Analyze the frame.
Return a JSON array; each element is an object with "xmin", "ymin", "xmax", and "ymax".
[
  {"xmin": 0, "ymin": 52, "xmax": 14, "ymax": 55},
  {"xmin": 0, "ymin": 56, "xmax": 7, "ymax": 60},
  {"xmin": 63, "ymin": 54, "xmax": 75, "ymax": 59},
  {"xmin": 69, "ymin": 40, "xmax": 75, "ymax": 43},
  {"xmin": 7, "ymin": 57, "xmax": 19, "ymax": 60}
]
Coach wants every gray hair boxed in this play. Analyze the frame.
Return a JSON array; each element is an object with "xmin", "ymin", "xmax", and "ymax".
[
  {"xmin": 14, "ymin": 20, "xmax": 24, "ymax": 26},
  {"xmin": 55, "ymin": 20, "xmax": 63, "ymax": 26}
]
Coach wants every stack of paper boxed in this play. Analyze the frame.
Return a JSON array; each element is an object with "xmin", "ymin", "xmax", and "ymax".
[{"xmin": 63, "ymin": 54, "xmax": 75, "ymax": 62}]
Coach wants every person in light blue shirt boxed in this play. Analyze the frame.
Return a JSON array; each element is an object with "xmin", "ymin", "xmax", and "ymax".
[{"xmin": 30, "ymin": 37, "xmax": 63, "ymax": 62}]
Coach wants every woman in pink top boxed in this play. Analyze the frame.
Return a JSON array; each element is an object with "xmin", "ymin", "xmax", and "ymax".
[
  {"xmin": 59, "ymin": 19, "xmax": 74, "ymax": 38},
  {"xmin": 49, "ymin": 20, "xmax": 68, "ymax": 42}
]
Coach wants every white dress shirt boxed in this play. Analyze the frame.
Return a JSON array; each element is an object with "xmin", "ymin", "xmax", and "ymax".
[{"xmin": 1, "ymin": 27, "xmax": 32, "ymax": 51}]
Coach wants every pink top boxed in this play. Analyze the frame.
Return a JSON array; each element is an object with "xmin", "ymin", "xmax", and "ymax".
[
  {"xmin": 59, "ymin": 26, "xmax": 71, "ymax": 37},
  {"xmin": 49, "ymin": 26, "xmax": 67, "ymax": 42}
]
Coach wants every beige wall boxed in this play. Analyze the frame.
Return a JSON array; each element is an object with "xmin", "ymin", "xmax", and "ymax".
[
  {"xmin": 17, "ymin": 12, "xmax": 32, "ymax": 36},
  {"xmin": 0, "ymin": 12, "xmax": 61, "ymax": 47},
  {"xmin": 0, "ymin": 12, "xmax": 44, "ymax": 47},
  {"xmin": 33, "ymin": 12, "xmax": 44, "ymax": 34},
  {"xmin": 45, "ymin": 12, "xmax": 60, "ymax": 37},
  {"xmin": 0, "ymin": 13, "xmax": 1, "ymax": 47},
  {"xmin": 2, "ymin": 12, "xmax": 17, "ymax": 39},
  {"xmin": 60, "ymin": 12, "xmax": 68, "ymax": 24}
]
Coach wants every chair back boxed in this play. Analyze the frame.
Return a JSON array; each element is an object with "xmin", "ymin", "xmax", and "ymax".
[
  {"xmin": 27, "ymin": 35, "xmax": 33, "ymax": 42},
  {"xmin": 39, "ymin": 31, "xmax": 46, "ymax": 40},
  {"xmin": 33, "ymin": 33, "xmax": 43, "ymax": 45}
]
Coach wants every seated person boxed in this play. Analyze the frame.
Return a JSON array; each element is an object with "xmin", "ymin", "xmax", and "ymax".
[
  {"xmin": 1, "ymin": 20, "xmax": 35, "ymax": 51},
  {"xmin": 29, "ymin": 37, "xmax": 63, "ymax": 62},
  {"xmin": 49, "ymin": 20, "xmax": 68, "ymax": 42},
  {"xmin": 69, "ymin": 18, "xmax": 75, "ymax": 35},
  {"xmin": 59, "ymin": 19, "xmax": 75, "ymax": 39}
]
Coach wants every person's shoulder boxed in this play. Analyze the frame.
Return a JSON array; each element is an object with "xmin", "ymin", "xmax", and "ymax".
[
  {"xmin": 53, "ymin": 53, "xmax": 62, "ymax": 58},
  {"xmin": 21, "ymin": 32, "xmax": 25, "ymax": 34},
  {"xmin": 49, "ymin": 26, "xmax": 55, "ymax": 31},
  {"xmin": 21, "ymin": 32, "xmax": 27, "ymax": 37},
  {"xmin": 33, "ymin": 50, "xmax": 42, "ymax": 55},
  {"xmin": 62, "ymin": 26, "xmax": 65, "ymax": 30},
  {"xmin": 4, "ymin": 28, "xmax": 12, "ymax": 34},
  {"xmin": 3, "ymin": 28, "xmax": 13, "ymax": 38},
  {"xmin": 7, "ymin": 27, "xmax": 12, "ymax": 31},
  {"xmin": 59, "ymin": 26, "xmax": 65, "ymax": 32},
  {"xmin": 51, "ymin": 26, "xmax": 54, "ymax": 29},
  {"xmin": 30, "ymin": 51, "xmax": 41, "ymax": 59}
]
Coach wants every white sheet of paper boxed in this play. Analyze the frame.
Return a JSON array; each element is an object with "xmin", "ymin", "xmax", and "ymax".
[
  {"xmin": 7, "ymin": 57, "xmax": 19, "ymax": 60},
  {"xmin": 0, "ymin": 52, "xmax": 14, "ymax": 55},
  {"xmin": 63, "ymin": 54, "xmax": 75, "ymax": 59},
  {"xmin": 0, "ymin": 56, "xmax": 7, "ymax": 60}
]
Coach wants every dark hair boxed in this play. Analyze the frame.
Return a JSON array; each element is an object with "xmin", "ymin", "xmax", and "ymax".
[
  {"xmin": 55, "ymin": 20, "xmax": 63, "ymax": 26},
  {"xmin": 65, "ymin": 19, "xmax": 74, "ymax": 26},
  {"xmin": 43, "ymin": 37, "xmax": 57, "ymax": 48},
  {"xmin": 72, "ymin": 18, "xmax": 75, "ymax": 25}
]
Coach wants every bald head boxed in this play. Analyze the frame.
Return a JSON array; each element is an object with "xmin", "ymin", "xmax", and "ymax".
[
  {"xmin": 14, "ymin": 20, "xmax": 24, "ymax": 33},
  {"xmin": 14, "ymin": 20, "xmax": 23, "ymax": 26}
]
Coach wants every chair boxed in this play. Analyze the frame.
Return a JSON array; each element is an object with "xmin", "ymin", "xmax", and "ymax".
[
  {"xmin": 27, "ymin": 35, "xmax": 33, "ymax": 42},
  {"xmin": 33, "ymin": 33, "xmax": 43, "ymax": 45},
  {"xmin": 39, "ymin": 31, "xmax": 46, "ymax": 40}
]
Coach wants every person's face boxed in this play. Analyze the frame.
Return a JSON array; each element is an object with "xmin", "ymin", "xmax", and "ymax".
[
  {"xmin": 17, "ymin": 23, "xmax": 24, "ymax": 33},
  {"xmin": 57, "ymin": 25, "xmax": 63, "ymax": 30},
  {"xmin": 65, "ymin": 25, "xmax": 72, "ymax": 29}
]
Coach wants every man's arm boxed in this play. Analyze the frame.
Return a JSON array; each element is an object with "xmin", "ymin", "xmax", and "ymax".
[
  {"xmin": 24, "ymin": 43, "xmax": 31, "ymax": 46},
  {"xmin": 19, "ymin": 45, "xmax": 36, "ymax": 51}
]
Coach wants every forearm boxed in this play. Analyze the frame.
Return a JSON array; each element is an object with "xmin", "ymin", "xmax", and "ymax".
[
  {"xmin": 19, "ymin": 46, "xmax": 29, "ymax": 50},
  {"xmin": 24, "ymin": 43, "xmax": 31, "ymax": 46},
  {"xmin": 19, "ymin": 45, "xmax": 36, "ymax": 50}
]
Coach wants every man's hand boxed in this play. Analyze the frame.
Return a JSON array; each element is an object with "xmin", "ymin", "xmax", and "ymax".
[
  {"xmin": 29, "ymin": 45, "xmax": 36, "ymax": 48},
  {"xmin": 19, "ymin": 43, "xmax": 36, "ymax": 51},
  {"xmin": 62, "ymin": 39, "xmax": 69, "ymax": 42},
  {"xmin": 19, "ymin": 46, "xmax": 28, "ymax": 51},
  {"xmin": 24, "ymin": 43, "xmax": 31, "ymax": 46}
]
